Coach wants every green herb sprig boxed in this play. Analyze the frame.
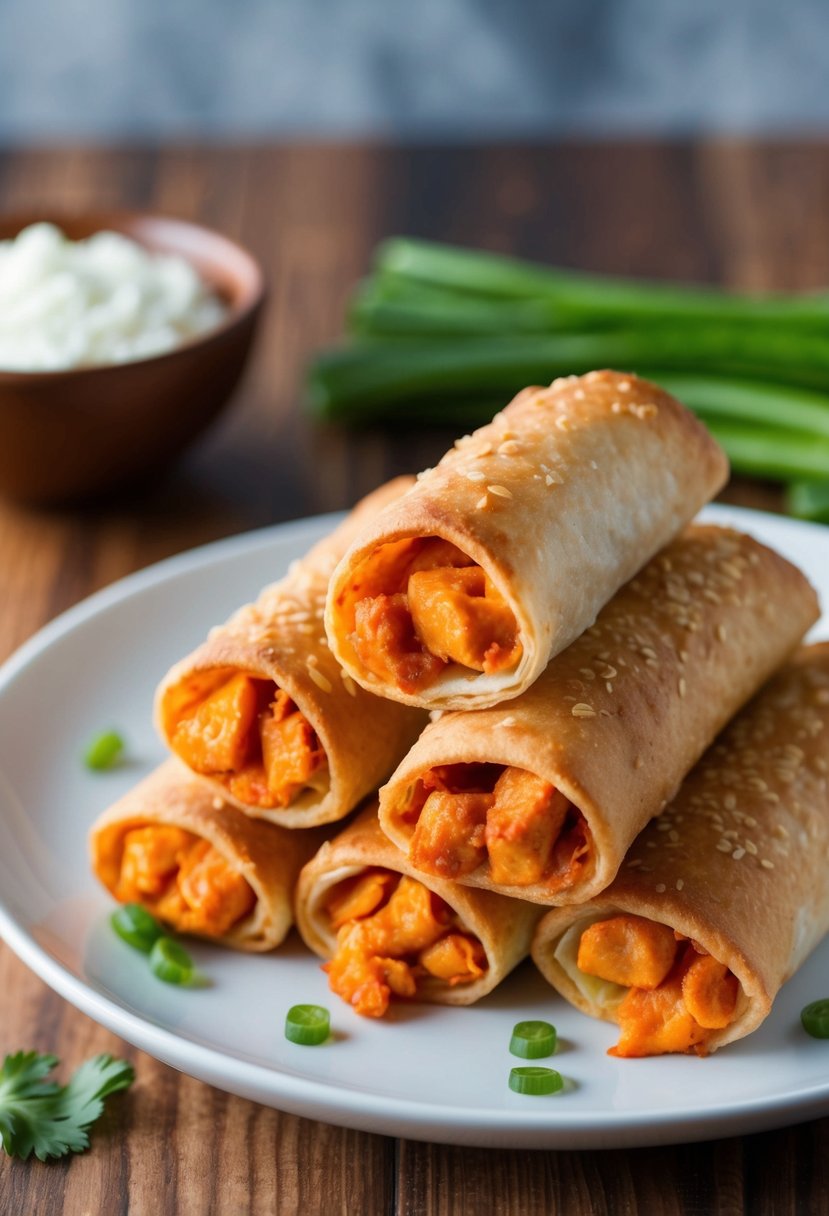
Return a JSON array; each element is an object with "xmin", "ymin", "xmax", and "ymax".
[{"xmin": 0, "ymin": 1051, "xmax": 134, "ymax": 1161}]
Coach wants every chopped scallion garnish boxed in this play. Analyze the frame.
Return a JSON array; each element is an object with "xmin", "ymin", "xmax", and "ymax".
[
  {"xmin": 84, "ymin": 730, "xmax": 125, "ymax": 771},
  {"xmin": 801, "ymin": 999, "xmax": 829, "ymax": 1039},
  {"xmin": 509, "ymin": 1019, "xmax": 557, "ymax": 1059},
  {"xmin": 508, "ymin": 1066, "xmax": 564, "ymax": 1096},
  {"xmin": 285, "ymin": 1004, "xmax": 330, "ymax": 1046},
  {"xmin": 149, "ymin": 937, "xmax": 195, "ymax": 986},
  {"xmin": 111, "ymin": 904, "xmax": 163, "ymax": 954}
]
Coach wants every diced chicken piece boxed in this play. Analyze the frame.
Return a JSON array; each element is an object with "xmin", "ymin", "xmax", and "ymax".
[
  {"xmin": 681, "ymin": 954, "xmax": 739, "ymax": 1029},
  {"xmin": 407, "ymin": 566, "xmax": 521, "ymax": 674},
  {"xmin": 118, "ymin": 826, "xmax": 193, "ymax": 900},
  {"xmin": 117, "ymin": 827, "xmax": 255, "ymax": 938},
  {"xmin": 485, "ymin": 768, "xmax": 568, "ymax": 886},
  {"xmin": 610, "ymin": 958, "xmax": 708, "ymax": 1057},
  {"xmin": 171, "ymin": 673, "xmax": 259, "ymax": 774},
  {"xmin": 409, "ymin": 790, "xmax": 492, "ymax": 878},
  {"xmin": 327, "ymin": 870, "xmax": 397, "ymax": 930},
  {"xmin": 173, "ymin": 840, "xmax": 256, "ymax": 936},
  {"xmin": 353, "ymin": 593, "xmax": 446, "ymax": 693},
  {"xmin": 324, "ymin": 873, "xmax": 485, "ymax": 1017},
  {"xmin": 578, "ymin": 915, "xmax": 678, "ymax": 990},
  {"xmin": 419, "ymin": 934, "xmax": 486, "ymax": 984},
  {"xmin": 259, "ymin": 690, "xmax": 325, "ymax": 807}
]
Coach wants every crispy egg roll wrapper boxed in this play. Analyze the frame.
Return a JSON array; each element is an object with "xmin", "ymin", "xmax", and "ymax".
[
  {"xmin": 156, "ymin": 478, "xmax": 427, "ymax": 827},
  {"xmin": 90, "ymin": 759, "xmax": 327, "ymax": 952},
  {"xmin": 380, "ymin": 526, "xmax": 819, "ymax": 904},
  {"xmin": 530, "ymin": 644, "xmax": 829, "ymax": 1053},
  {"xmin": 295, "ymin": 805, "xmax": 543, "ymax": 1006},
  {"xmin": 326, "ymin": 371, "xmax": 728, "ymax": 709}
]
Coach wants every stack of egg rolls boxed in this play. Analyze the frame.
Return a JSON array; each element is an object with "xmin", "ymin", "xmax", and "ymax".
[{"xmin": 88, "ymin": 367, "xmax": 829, "ymax": 1051}]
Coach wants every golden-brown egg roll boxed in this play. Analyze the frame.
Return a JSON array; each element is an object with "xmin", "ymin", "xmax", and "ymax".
[
  {"xmin": 155, "ymin": 479, "xmax": 427, "ymax": 827},
  {"xmin": 295, "ymin": 805, "xmax": 542, "ymax": 1017},
  {"xmin": 531, "ymin": 643, "xmax": 829, "ymax": 1056},
  {"xmin": 90, "ymin": 759, "xmax": 327, "ymax": 951},
  {"xmin": 379, "ymin": 526, "xmax": 819, "ymax": 905},
  {"xmin": 325, "ymin": 371, "xmax": 728, "ymax": 710}
]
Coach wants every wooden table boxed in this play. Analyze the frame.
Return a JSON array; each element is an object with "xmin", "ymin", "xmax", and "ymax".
[{"xmin": 0, "ymin": 141, "xmax": 827, "ymax": 1215}]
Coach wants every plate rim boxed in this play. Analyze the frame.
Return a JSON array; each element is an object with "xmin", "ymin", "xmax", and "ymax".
[{"xmin": 2, "ymin": 502, "xmax": 829, "ymax": 1149}]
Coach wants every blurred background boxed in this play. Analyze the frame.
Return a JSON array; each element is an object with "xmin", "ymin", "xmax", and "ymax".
[{"xmin": 2, "ymin": 0, "xmax": 828, "ymax": 141}]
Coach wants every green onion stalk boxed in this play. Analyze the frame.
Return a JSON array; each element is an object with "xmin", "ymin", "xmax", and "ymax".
[{"xmin": 308, "ymin": 237, "xmax": 829, "ymax": 498}]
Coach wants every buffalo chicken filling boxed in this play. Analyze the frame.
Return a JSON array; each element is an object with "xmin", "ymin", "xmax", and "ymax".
[
  {"xmin": 577, "ymin": 914, "xmax": 740, "ymax": 1056},
  {"xmin": 323, "ymin": 868, "xmax": 487, "ymax": 1017},
  {"xmin": 115, "ymin": 825, "xmax": 255, "ymax": 937},
  {"xmin": 401, "ymin": 763, "xmax": 591, "ymax": 892},
  {"xmin": 166, "ymin": 673, "xmax": 326, "ymax": 809},
  {"xmin": 343, "ymin": 538, "xmax": 522, "ymax": 694}
]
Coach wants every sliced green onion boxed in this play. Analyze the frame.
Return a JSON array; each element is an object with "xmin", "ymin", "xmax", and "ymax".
[
  {"xmin": 111, "ymin": 903, "xmax": 163, "ymax": 954},
  {"xmin": 149, "ymin": 937, "xmax": 195, "ymax": 985},
  {"xmin": 508, "ymin": 1066, "xmax": 564, "ymax": 1096},
  {"xmin": 801, "ymin": 999, "xmax": 829, "ymax": 1039},
  {"xmin": 84, "ymin": 730, "xmax": 125, "ymax": 771},
  {"xmin": 509, "ymin": 1020, "xmax": 557, "ymax": 1059},
  {"xmin": 285, "ymin": 1004, "xmax": 330, "ymax": 1046}
]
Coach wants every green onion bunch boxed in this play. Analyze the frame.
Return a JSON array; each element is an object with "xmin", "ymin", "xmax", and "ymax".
[{"xmin": 308, "ymin": 237, "xmax": 829, "ymax": 520}]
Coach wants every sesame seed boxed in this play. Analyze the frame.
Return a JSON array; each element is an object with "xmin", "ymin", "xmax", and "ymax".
[
  {"xmin": 487, "ymin": 484, "xmax": 513, "ymax": 498},
  {"xmin": 307, "ymin": 654, "xmax": 319, "ymax": 667},
  {"xmin": 716, "ymin": 839, "xmax": 733, "ymax": 852},
  {"xmin": 475, "ymin": 495, "xmax": 488, "ymax": 510},
  {"xmin": 498, "ymin": 715, "xmax": 517, "ymax": 728},
  {"xmin": 655, "ymin": 883, "xmax": 667, "ymax": 893},
  {"xmin": 716, "ymin": 623, "xmax": 727, "ymax": 642},
  {"xmin": 571, "ymin": 703, "xmax": 596, "ymax": 718},
  {"xmin": 307, "ymin": 666, "xmax": 333, "ymax": 693},
  {"xmin": 340, "ymin": 670, "xmax": 358, "ymax": 697},
  {"xmin": 744, "ymin": 840, "xmax": 758, "ymax": 856},
  {"xmin": 212, "ymin": 796, "xmax": 224, "ymax": 810},
  {"xmin": 676, "ymin": 879, "xmax": 684, "ymax": 891},
  {"xmin": 627, "ymin": 858, "xmax": 643, "ymax": 868},
  {"xmin": 732, "ymin": 847, "xmax": 746, "ymax": 861},
  {"xmin": 545, "ymin": 473, "xmax": 557, "ymax": 486},
  {"xmin": 477, "ymin": 442, "xmax": 494, "ymax": 456},
  {"xmin": 760, "ymin": 859, "xmax": 775, "ymax": 870},
  {"xmin": 635, "ymin": 756, "xmax": 644, "ymax": 769},
  {"xmin": 600, "ymin": 665, "xmax": 618, "ymax": 680},
  {"xmin": 678, "ymin": 678, "xmax": 687, "ymax": 698},
  {"xmin": 498, "ymin": 439, "xmax": 521, "ymax": 455},
  {"xmin": 465, "ymin": 470, "xmax": 486, "ymax": 482},
  {"xmin": 606, "ymin": 681, "xmax": 614, "ymax": 694},
  {"xmin": 618, "ymin": 380, "xmax": 631, "ymax": 392},
  {"xmin": 611, "ymin": 401, "xmax": 623, "ymax": 414}
]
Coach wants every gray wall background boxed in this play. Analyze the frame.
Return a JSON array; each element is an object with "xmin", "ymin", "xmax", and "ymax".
[{"xmin": 1, "ymin": 0, "xmax": 828, "ymax": 141}]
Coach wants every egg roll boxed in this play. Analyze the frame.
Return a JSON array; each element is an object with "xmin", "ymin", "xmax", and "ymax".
[
  {"xmin": 325, "ymin": 371, "xmax": 728, "ymax": 710},
  {"xmin": 531, "ymin": 643, "xmax": 829, "ymax": 1056},
  {"xmin": 90, "ymin": 759, "xmax": 326, "ymax": 951},
  {"xmin": 155, "ymin": 479, "xmax": 426, "ymax": 827},
  {"xmin": 380, "ymin": 526, "xmax": 819, "ymax": 905},
  {"xmin": 295, "ymin": 805, "xmax": 542, "ymax": 1017}
]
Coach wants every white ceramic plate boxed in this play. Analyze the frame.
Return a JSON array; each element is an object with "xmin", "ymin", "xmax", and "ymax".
[{"xmin": 1, "ymin": 504, "xmax": 828, "ymax": 1150}]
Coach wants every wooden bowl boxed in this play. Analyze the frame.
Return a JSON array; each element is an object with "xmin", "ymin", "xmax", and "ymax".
[{"xmin": 0, "ymin": 212, "xmax": 265, "ymax": 506}]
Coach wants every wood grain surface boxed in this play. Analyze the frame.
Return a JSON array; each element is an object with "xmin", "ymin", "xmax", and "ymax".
[{"xmin": 0, "ymin": 140, "xmax": 827, "ymax": 1215}]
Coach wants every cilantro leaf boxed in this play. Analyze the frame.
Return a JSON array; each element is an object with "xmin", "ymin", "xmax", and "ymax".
[{"xmin": 0, "ymin": 1051, "xmax": 134, "ymax": 1161}]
